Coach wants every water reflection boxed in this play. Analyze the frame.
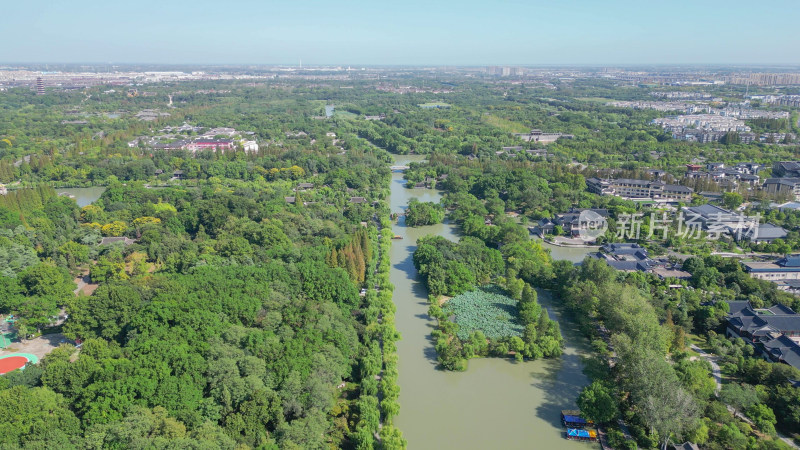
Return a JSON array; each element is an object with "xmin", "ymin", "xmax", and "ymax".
[
  {"xmin": 57, "ymin": 186, "xmax": 107, "ymax": 207},
  {"xmin": 388, "ymin": 156, "xmax": 593, "ymax": 449}
]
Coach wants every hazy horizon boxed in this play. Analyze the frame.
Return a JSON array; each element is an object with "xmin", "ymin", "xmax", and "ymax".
[
  {"xmin": 4, "ymin": 62, "xmax": 800, "ymax": 70},
  {"xmin": 4, "ymin": 0, "xmax": 799, "ymax": 66}
]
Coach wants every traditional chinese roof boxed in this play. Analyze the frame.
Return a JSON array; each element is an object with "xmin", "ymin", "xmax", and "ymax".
[{"xmin": 744, "ymin": 223, "xmax": 788, "ymax": 241}]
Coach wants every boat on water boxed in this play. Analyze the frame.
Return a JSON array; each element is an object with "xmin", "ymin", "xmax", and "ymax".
[
  {"xmin": 565, "ymin": 428, "xmax": 598, "ymax": 442},
  {"xmin": 392, "ymin": 235, "xmax": 403, "ymax": 240},
  {"xmin": 561, "ymin": 410, "xmax": 594, "ymax": 428},
  {"xmin": 561, "ymin": 410, "xmax": 597, "ymax": 443}
]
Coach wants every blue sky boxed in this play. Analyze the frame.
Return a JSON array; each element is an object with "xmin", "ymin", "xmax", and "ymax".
[{"xmin": 3, "ymin": 0, "xmax": 799, "ymax": 65}]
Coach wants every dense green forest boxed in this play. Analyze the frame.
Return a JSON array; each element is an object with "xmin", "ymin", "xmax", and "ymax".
[
  {"xmin": 2, "ymin": 76, "xmax": 799, "ymax": 189},
  {"xmin": 2, "ymin": 72, "xmax": 800, "ymax": 448},
  {"xmin": 410, "ymin": 154, "xmax": 564, "ymax": 369},
  {"xmin": 403, "ymin": 199, "xmax": 444, "ymax": 227},
  {"xmin": 0, "ymin": 166, "xmax": 407, "ymax": 447},
  {"xmin": 0, "ymin": 80, "xmax": 413, "ymax": 447},
  {"xmin": 553, "ymin": 257, "xmax": 800, "ymax": 449}
]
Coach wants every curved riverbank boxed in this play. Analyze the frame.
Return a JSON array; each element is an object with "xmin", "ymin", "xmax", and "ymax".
[
  {"xmin": 388, "ymin": 156, "xmax": 593, "ymax": 449},
  {"xmin": 540, "ymin": 238, "xmax": 601, "ymax": 249}
]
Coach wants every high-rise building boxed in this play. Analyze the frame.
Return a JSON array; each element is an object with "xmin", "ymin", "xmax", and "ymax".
[{"xmin": 36, "ymin": 77, "xmax": 44, "ymax": 95}]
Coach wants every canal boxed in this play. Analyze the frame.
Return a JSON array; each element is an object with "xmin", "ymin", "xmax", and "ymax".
[{"xmin": 388, "ymin": 156, "xmax": 594, "ymax": 449}]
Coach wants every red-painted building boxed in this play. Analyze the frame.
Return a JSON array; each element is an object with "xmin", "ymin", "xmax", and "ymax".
[{"xmin": 185, "ymin": 139, "xmax": 234, "ymax": 152}]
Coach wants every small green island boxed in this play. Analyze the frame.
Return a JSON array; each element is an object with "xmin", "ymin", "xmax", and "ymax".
[
  {"xmin": 404, "ymin": 199, "xmax": 444, "ymax": 227},
  {"xmin": 414, "ymin": 235, "xmax": 563, "ymax": 370}
]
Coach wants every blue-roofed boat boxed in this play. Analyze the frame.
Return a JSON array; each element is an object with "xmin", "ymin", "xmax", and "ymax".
[
  {"xmin": 561, "ymin": 410, "xmax": 593, "ymax": 428},
  {"xmin": 566, "ymin": 428, "xmax": 598, "ymax": 442}
]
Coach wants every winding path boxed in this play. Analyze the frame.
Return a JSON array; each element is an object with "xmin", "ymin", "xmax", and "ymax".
[
  {"xmin": 691, "ymin": 344, "xmax": 798, "ymax": 448},
  {"xmin": 689, "ymin": 344, "xmax": 721, "ymax": 394}
]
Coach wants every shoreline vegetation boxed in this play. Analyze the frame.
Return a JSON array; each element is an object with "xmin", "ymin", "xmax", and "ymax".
[
  {"xmin": 0, "ymin": 125, "xmax": 402, "ymax": 447},
  {"xmin": 412, "ymin": 219, "xmax": 564, "ymax": 370},
  {"xmin": 2, "ymin": 71, "xmax": 800, "ymax": 448},
  {"xmin": 426, "ymin": 283, "xmax": 563, "ymax": 370},
  {"xmin": 403, "ymin": 199, "xmax": 444, "ymax": 227},
  {"xmin": 351, "ymin": 211, "xmax": 406, "ymax": 449},
  {"xmin": 404, "ymin": 152, "xmax": 800, "ymax": 447}
]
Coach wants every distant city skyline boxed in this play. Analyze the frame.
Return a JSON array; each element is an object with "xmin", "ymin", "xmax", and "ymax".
[{"xmin": 3, "ymin": 0, "xmax": 799, "ymax": 66}]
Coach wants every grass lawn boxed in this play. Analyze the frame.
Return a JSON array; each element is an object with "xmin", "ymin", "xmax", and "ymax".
[
  {"xmin": 333, "ymin": 110, "xmax": 358, "ymax": 119},
  {"xmin": 482, "ymin": 114, "xmax": 530, "ymax": 133},
  {"xmin": 576, "ymin": 97, "xmax": 615, "ymax": 103},
  {"xmin": 418, "ymin": 102, "xmax": 451, "ymax": 108},
  {"xmin": 686, "ymin": 332, "xmax": 708, "ymax": 348}
]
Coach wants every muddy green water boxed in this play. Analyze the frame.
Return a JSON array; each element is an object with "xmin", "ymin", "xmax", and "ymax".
[
  {"xmin": 536, "ymin": 238, "xmax": 597, "ymax": 264},
  {"xmin": 388, "ymin": 157, "xmax": 595, "ymax": 449},
  {"xmin": 57, "ymin": 187, "xmax": 107, "ymax": 207}
]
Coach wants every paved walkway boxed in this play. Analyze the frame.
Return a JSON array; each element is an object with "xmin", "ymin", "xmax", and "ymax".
[
  {"xmin": 690, "ymin": 344, "xmax": 721, "ymax": 394},
  {"xmin": 2, "ymin": 333, "xmax": 70, "ymax": 361},
  {"xmin": 551, "ymin": 237, "xmax": 598, "ymax": 247},
  {"xmin": 691, "ymin": 344, "xmax": 797, "ymax": 448},
  {"xmin": 73, "ymin": 274, "xmax": 98, "ymax": 296}
]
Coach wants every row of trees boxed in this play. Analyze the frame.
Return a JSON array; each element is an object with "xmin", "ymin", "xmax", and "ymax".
[
  {"xmin": 327, "ymin": 228, "xmax": 373, "ymax": 284},
  {"xmin": 561, "ymin": 259, "xmax": 705, "ymax": 448},
  {"xmin": 562, "ymin": 256, "xmax": 798, "ymax": 449},
  {"xmin": 351, "ymin": 215, "xmax": 406, "ymax": 449}
]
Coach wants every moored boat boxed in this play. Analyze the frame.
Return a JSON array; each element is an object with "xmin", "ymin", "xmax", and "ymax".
[
  {"xmin": 565, "ymin": 428, "xmax": 598, "ymax": 442},
  {"xmin": 561, "ymin": 410, "xmax": 594, "ymax": 428}
]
